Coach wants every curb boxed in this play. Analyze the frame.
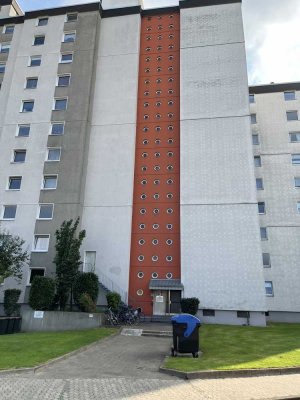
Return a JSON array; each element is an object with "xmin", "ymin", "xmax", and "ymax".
[
  {"xmin": 159, "ymin": 357, "xmax": 300, "ymax": 380},
  {"xmin": 0, "ymin": 328, "xmax": 120, "ymax": 376}
]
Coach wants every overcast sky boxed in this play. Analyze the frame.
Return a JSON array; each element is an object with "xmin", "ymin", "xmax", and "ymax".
[{"xmin": 17, "ymin": 0, "xmax": 300, "ymax": 85}]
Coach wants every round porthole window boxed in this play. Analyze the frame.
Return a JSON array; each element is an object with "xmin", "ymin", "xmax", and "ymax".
[
  {"xmin": 144, "ymin": 115, "xmax": 149, "ymax": 120},
  {"xmin": 142, "ymin": 152, "xmax": 148, "ymax": 158},
  {"xmin": 168, "ymin": 101, "xmax": 174, "ymax": 106},
  {"xmin": 157, "ymin": 56, "xmax": 162, "ymax": 61},
  {"xmin": 167, "ymin": 179, "xmax": 173, "ymax": 185},
  {"xmin": 153, "ymin": 223, "xmax": 159, "ymax": 229},
  {"xmin": 158, "ymin": 35, "xmax": 162, "ymax": 40},
  {"xmin": 155, "ymin": 139, "xmax": 161, "ymax": 144},
  {"xmin": 166, "ymin": 239, "xmax": 173, "ymax": 245},
  {"xmin": 141, "ymin": 194, "xmax": 147, "ymax": 200},
  {"xmin": 168, "ymin": 77, "xmax": 174, "ymax": 82},
  {"xmin": 145, "ymin": 68, "xmax": 150, "ymax": 73},
  {"xmin": 157, "ymin": 67, "xmax": 162, "ymax": 72},
  {"xmin": 156, "ymin": 114, "xmax": 161, "ymax": 119},
  {"xmin": 158, "ymin": 25, "xmax": 163, "ymax": 30},
  {"xmin": 143, "ymin": 127, "xmax": 149, "ymax": 132},
  {"xmin": 166, "ymin": 272, "xmax": 173, "ymax": 279},
  {"xmin": 169, "ymin": 34, "xmax": 174, "ymax": 39},
  {"xmin": 154, "ymin": 179, "xmax": 160, "ymax": 185},
  {"xmin": 167, "ymin": 224, "xmax": 173, "ymax": 230},
  {"xmin": 138, "ymin": 255, "xmax": 144, "ymax": 261},
  {"xmin": 145, "ymin": 79, "xmax": 150, "ymax": 84},
  {"xmin": 167, "ymin": 208, "xmax": 173, "ymax": 214},
  {"xmin": 168, "ymin": 125, "xmax": 174, "ymax": 131},
  {"xmin": 145, "ymin": 47, "xmax": 151, "ymax": 52},
  {"xmin": 156, "ymin": 90, "xmax": 162, "ymax": 95},
  {"xmin": 155, "ymin": 152, "xmax": 160, "ymax": 157},
  {"xmin": 168, "ymin": 44, "xmax": 174, "ymax": 49},
  {"xmin": 154, "ymin": 165, "xmax": 160, "ymax": 171},
  {"xmin": 153, "ymin": 208, "xmax": 159, "ymax": 214},
  {"xmin": 167, "ymin": 193, "xmax": 173, "ymax": 199},
  {"xmin": 137, "ymin": 272, "xmax": 144, "ymax": 278},
  {"xmin": 145, "ymin": 57, "xmax": 151, "ymax": 62},
  {"xmin": 152, "ymin": 255, "xmax": 158, "ymax": 262},
  {"xmin": 152, "ymin": 272, "xmax": 158, "ymax": 279},
  {"xmin": 168, "ymin": 66, "xmax": 173, "ymax": 71},
  {"xmin": 152, "ymin": 239, "xmax": 159, "ymax": 245},
  {"xmin": 168, "ymin": 113, "xmax": 174, "ymax": 118},
  {"xmin": 146, "ymin": 36, "xmax": 151, "ymax": 41},
  {"xmin": 137, "ymin": 289, "xmax": 144, "ymax": 296},
  {"xmin": 157, "ymin": 46, "xmax": 162, "ymax": 51},
  {"xmin": 141, "ymin": 166, "xmax": 147, "ymax": 172},
  {"xmin": 146, "ymin": 26, "xmax": 152, "ymax": 30},
  {"xmin": 168, "ymin": 89, "xmax": 174, "ymax": 94},
  {"xmin": 166, "ymin": 256, "xmax": 173, "ymax": 262},
  {"xmin": 139, "ymin": 223, "xmax": 146, "ymax": 229},
  {"xmin": 167, "ymin": 151, "xmax": 174, "ymax": 157},
  {"xmin": 144, "ymin": 91, "xmax": 149, "ymax": 96},
  {"xmin": 144, "ymin": 102, "xmax": 149, "ymax": 107},
  {"xmin": 140, "ymin": 208, "xmax": 146, "ymax": 215},
  {"xmin": 139, "ymin": 239, "xmax": 145, "ymax": 245},
  {"xmin": 155, "ymin": 126, "xmax": 161, "ymax": 132},
  {"xmin": 156, "ymin": 78, "xmax": 162, "ymax": 84},
  {"xmin": 141, "ymin": 179, "xmax": 147, "ymax": 185},
  {"xmin": 167, "ymin": 165, "xmax": 173, "ymax": 171},
  {"xmin": 169, "ymin": 24, "xmax": 174, "ymax": 28},
  {"xmin": 168, "ymin": 139, "xmax": 173, "ymax": 144},
  {"xmin": 153, "ymin": 193, "xmax": 160, "ymax": 199},
  {"xmin": 143, "ymin": 140, "xmax": 149, "ymax": 145},
  {"xmin": 169, "ymin": 14, "xmax": 173, "ymax": 18},
  {"xmin": 156, "ymin": 101, "xmax": 162, "ymax": 107}
]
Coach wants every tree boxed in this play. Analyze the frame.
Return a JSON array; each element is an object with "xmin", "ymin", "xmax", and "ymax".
[
  {"xmin": 0, "ymin": 229, "xmax": 29, "ymax": 283},
  {"xmin": 73, "ymin": 272, "xmax": 99, "ymax": 310},
  {"xmin": 54, "ymin": 218, "xmax": 86, "ymax": 310},
  {"xmin": 29, "ymin": 276, "xmax": 56, "ymax": 310}
]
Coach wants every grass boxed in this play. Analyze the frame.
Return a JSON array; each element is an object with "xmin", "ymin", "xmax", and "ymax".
[
  {"xmin": 165, "ymin": 323, "xmax": 300, "ymax": 372},
  {"xmin": 0, "ymin": 327, "xmax": 117, "ymax": 370}
]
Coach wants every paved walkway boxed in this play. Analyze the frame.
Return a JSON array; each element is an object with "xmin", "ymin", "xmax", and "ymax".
[{"xmin": 1, "ymin": 327, "xmax": 300, "ymax": 399}]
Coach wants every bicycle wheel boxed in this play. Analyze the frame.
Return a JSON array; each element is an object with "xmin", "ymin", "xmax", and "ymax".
[{"xmin": 138, "ymin": 312, "xmax": 145, "ymax": 323}]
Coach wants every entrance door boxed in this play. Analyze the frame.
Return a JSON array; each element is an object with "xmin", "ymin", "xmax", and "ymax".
[
  {"xmin": 153, "ymin": 291, "xmax": 167, "ymax": 315},
  {"xmin": 170, "ymin": 291, "xmax": 181, "ymax": 314}
]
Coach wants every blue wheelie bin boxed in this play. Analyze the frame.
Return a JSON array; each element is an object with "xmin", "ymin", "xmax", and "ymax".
[{"xmin": 171, "ymin": 314, "xmax": 201, "ymax": 358}]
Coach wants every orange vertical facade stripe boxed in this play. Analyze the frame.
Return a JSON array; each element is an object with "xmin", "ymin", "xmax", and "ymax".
[{"xmin": 129, "ymin": 11, "xmax": 181, "ymax": 315}]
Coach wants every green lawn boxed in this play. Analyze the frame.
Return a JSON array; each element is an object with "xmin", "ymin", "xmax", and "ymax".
[
  {"xmin": 165, "ymin": 323, "xmax": 300, "ymax": 372},
  {"xmin": 0, "ymin": 328, "xmax": 116, "ymax": 370}
]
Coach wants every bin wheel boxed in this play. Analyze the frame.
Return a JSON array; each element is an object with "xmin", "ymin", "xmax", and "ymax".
[{"xmin": 192, "ymin": 352, "xmax": 199, "ymax": 358}]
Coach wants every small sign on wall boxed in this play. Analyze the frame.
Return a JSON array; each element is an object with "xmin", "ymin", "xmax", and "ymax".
[
  {"xmin": 156, "ymin": 296, "xmax": 164, "ymax": 303},
  {"xmin": 34, "ymin": 311, "xmax": 44, "ymax": 319}
]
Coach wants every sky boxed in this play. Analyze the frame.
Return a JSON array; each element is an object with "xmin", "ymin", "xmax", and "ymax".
[{"xmin": 16, "ymin": 0, "xmax": 300, "ymax": 85}]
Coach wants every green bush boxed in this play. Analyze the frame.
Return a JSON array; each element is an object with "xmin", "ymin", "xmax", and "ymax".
[
  {"xmin": 79, "ymin": 293, "xmax": 96, "ymax": 313},
  {"xmin": 73, "ymin": 272, "xmax": 99, "ymax": 310},
  {"xmin": 4, "ymin": 289, "xmax": 21, "ymax": 316},
  {"xmin": 106, "ymin": 292, "xmax": 121, "ymax": 312},
  {"xmin": 29, "ymin": 276, "xmax": 56, "ymax": 310},
  {"xmin": 180, "ymin": 297, "xmax": 200, "ymax": 315}
]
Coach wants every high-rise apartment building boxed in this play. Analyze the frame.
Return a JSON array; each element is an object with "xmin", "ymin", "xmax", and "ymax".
[{"xmin": 0, "ymin": 0, "xmax": 298, "ymax": 325}]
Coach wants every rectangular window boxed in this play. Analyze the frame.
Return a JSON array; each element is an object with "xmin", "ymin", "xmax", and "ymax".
[
  {"xmin": 284, "ymin": 91, "xmax": 296, "ymax": 101},
  {"xmin": 0, "ymin": 43, "xmax": 11, "ymax": 53},
  {"xmin": 37, "ymin": 17, "xmax": 48, "ymax": 26},
  {"xmin": 13, "ymin": 150, "xmax": 26, "ymax": 163},
  {"xmin": 57, "ymin": 75, "xmax": 70, "ymax": 87},
  {"xmin": 251, "ymin": 114, "xmax": 257, "ymax": 124},
  {"xmin": 258, "ymin": 202, "xmax": 265, "ymax": 214},
  {"xmin": 50, "ymin": 122, "xmax": 64, "ymax": 135},
  {"xmin": 38, "ymin": 204, "xmax": 54, "ymax": 219},
  {"xmin": 256, "ymin": 178, "xmax": 264, "ymax": 190},
  {"xmin": 252, "ymin": 134, "xmax": 259, "ymax": 145},
  {"xmin": 54, "ymin": 98, "xmax": 67, "ymax": 111},
  {"xmin": 84, "ymin": 251, "xmax": 96, "ymax": 272},
  {"xmin": 262, "ymin": 253, "xmax": 271, "ymax": 267},
  {"xmin": 8, "ymin": 176, "xmax": 22, "ymax": 190},
  {"xmin": 0, "ymin": 62, "xmax": 6, "ymax": 73},
  {"xmin": 17, "ymin": 125, "xmax": 30, "ymax": 137},
  {"xmin": 66, "ymin": 13, "xmax": 78, "ymax": 22},
  {"xmin": 33, "ymin": 35, "xmax": 45, "ymax": 46},
  {"xmin": 42, "ymin": 175, "xmax": 57, "ymax": 189},
  {"xmin": 260, "ymin": 227, "xmax": 268, "ymax": 240},
  {"xmin": 26, "ymin": 77, "xmax": 38, "ymax": 89},
  {"xmin": 237, "ymin": 311, "xmax": 249, "ymax": 318},
  {"xmin": 292, "ymin": 154, "xmax": 300, "ymax": 165},
  {"xmin": 3, "ymin": 205, "xmax": 17, "ymax": 220},
  {"xmin": 297, "ymin": 202, "xmax": 300, "ymax": 213},
  {"xmin": 63, "ymin": 32, "xmax": 76, "ymax": 43},
  {"xmin": 265, "ymin": 281, "xmax": 274, "ymax": 296},
  {"xmin": 4, "ymin": 25, "xmax": 15, "ymax": 34},
  {"xmin": 21, "ymin": 100, "xmax": 34, "ymax": 112},
  {"xmin": 290, "ymin": 132, "xmax": 300, "ymax": 142},
  {"xmin": 29, "ymin": 55, "xmax": 41, "ymax": 67},
  {"xmin": 29, "ymin": 268, "xmax": 45, "ymax": 284},
  {"xmin": 60, "ymin": 53, "xmax": 73, "ymax": 63},
  {"xmin": 287, "ymin": 111, "xmax": 298, "ymax": 121},
  {"xmin": 33, "ymin": 235, "xmax": 50, "ymax": 252},
  {"xmin": 249, "ymin": 94, "xmax": 255, "ymax": 104},
  {"xmin": 46, "ymin": 148, "xmax": 61, "ymax": 161},
  {"xmin": 203, "ymin": 309, "xmax": 215, "ymax": 317},
  {"xmin": 254, "ymin": 156, "xmax": 261, "ymax": 167},
  {"xmin": 295, "ymin": 177, "xmax": 300, "ymax": 188}
]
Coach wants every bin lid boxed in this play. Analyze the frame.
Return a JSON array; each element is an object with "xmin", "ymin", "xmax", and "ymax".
[{"xmin": 171, "ymin": 314, "xmax": 201, "ymax": 337}]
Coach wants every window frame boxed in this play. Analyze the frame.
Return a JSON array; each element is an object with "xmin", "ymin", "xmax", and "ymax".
[
  {"xmin": 60, "ymin": 52, "xmax": 73, "ymax": 64},
  {"xmin": 8, "ymin": 176, "xmax": 22, "ymax": 191},
  {"xmin": 249, "ymin": 94, "xmax": 255, "ymax": 104},
  {"xmin": 25, "ymin": 77, "xmax": 38, "ymax": 89},
  {"xmin": 37, "ymin": 17, "xmax": 49, "ymax": 26},
  {"xmin": 66, "ymin": 13, "xmax": 78, "ymax": 22},
  {"xmin": 0, "ymin": 42, "xmax": 11, "ymax": 53},
  {"xmin": 37, "ymin": 203, "xmax": 54, "ymax": 220},
  {"xmin": 62, "ymin": 31, "xmax": 76, "ymax": 43},
  {"xmin": 286, "ymin": 111, "xmax": 298, "ymax": 121},
  {"xmin": 262, "ymin": 252, "xmax": 271, "ymax": 267},
  {"xmin": 12, "ymin": 149, "xmax": 26, "ymax": 163},
  {"xmin": 21, "ymin": 100, "xmax": 34, "ymax": 113},
  {"xmin": 53, "ymin": 97, "xmax": 68, "ymax": 111},
  {"xmin": 292, "ymin": 154, "xmax": 300, "ymax": 165},
  {"xmin": 260, "ymin": 227, "xmax": 268, "ymax": 240},
  {"xmin": 252, "ymin": 134, "xmax": 259, "ymax": 145},
  {"xmin": 289, "ymin": 132, "xmax": 300, "ymax": 143},
  {"xmin": 17, "ymin": 124, "xmax": 30, "ymax": 137},
  {"xmin": 284, "ymin": 91, "xmax": 296, "ymax": 101},
  {"xmin": 3, "ymin": 25, "xmax": 15, "ymax": 34},
  {"xmin": 250, "ymin": 113, "xmax": 257, "ymax": 124},
  {"xmin": 258, "ymin": 202, "xmax": 265, "ymax": 214},
  {"xmin": 0, "ymin": 62, "xmax": 6, "ymax": 73},
  {"xmin": 254, "ymin": 155, "xmax": 261, "ymax": 167},
  {"xmin": 29, "ymin": 55, "xmax": 41, "ymax": 67},
  {"xmin": 46, "ymin": 147, "xmax": 61, "ymax": 162},
  {"xmin": 42, "ymin": 175, "xmax": 58, "ymax": 190},
  {"xmin": 57, "ymin": 74, "xmax": 71, "ymax": 87},
  {"xmin": 32, "ymin": 234, "xmax": 50, "ymax": 252},
  {"xmin": 27, "ymin": 267, "xmax": 46, "ymax": 285},
  {"xmin": 256, "ymin": 178, "xmax": 264, "ymax": 190},
  {"xmin": 50, "ymin": 122, "xmax": 65, "ymax": 136},
  {"xmin": 265, "ymin": 281, "xmax": 274, "ymax": 296},
  {"xmin": 294, "ymin": 177, "xmax": 300, "ymax": 188},
  {"xmin": 33, "ymin": 35, "xmax": 45, "ymax": 46},
  {"xmin": 2, "ymin": 205, "xmax": 17, "ymax": 220}
]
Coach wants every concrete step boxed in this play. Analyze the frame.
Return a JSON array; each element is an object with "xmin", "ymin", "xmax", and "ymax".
[{"xmin": 142, "ymin": 330, "xmax": 172, "ymax": 338}]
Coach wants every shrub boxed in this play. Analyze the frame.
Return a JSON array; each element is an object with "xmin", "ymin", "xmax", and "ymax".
[
  {"xmin": 29, "ymin": 276, "xmax": 56, "ymax": 310},
  {"xmin": 79, "ymin": 293, "xmax": 96, "ymax": 313},
  {"xmin": 106, "ymin": 291, "xmax": 121, "ymax": 312},
  {"xmin": 4, "ymin": 289, "xmax": 21, "ymax": 316},
  {"xmin": 73, "ymin": 272, "xmax": 99, "ymax": 310},
  {"xmin": 180, "ymin": 297, "xmax": 200, "ymax": 315}
]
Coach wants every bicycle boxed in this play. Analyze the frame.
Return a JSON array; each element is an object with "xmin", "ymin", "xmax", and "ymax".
[
  {"xmin": 133, "ymin": 307, "xmax": 145, "ymax": 324},
  {"xmin": 104, "ymin": 307, "xmax": 119, "ymax": 326}
]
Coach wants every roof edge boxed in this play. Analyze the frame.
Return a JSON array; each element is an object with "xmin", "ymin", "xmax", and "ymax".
[
  {"xmin": 249, "ymin": 82, "xmax": 300, "ymax": 94},
  {"xmin": 179, "ymin": 0, "xmax": 242, "ymax": 9}
]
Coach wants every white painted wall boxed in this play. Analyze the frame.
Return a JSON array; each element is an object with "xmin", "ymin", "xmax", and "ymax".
[
  {"xmin": 82, "ymin": 14, "xmax": 140, "ymax": 298},
  {"xmin": 0, "ymin": 15, "xmax": 65, "ymax": 301},
  {"xmin": 251, "ymin": 89, "xmax": 300, "ymax": 312},
  {"xmin": 180, "ymin": 3, "xmax": 266, "ymax": 316}
]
